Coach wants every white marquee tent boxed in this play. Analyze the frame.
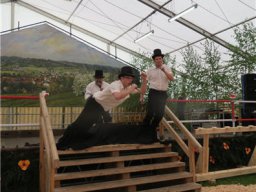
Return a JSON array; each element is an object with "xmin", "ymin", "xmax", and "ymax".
[{"xmin": 1, "ymin": 0, "xmax": 255, "ymax": 67}]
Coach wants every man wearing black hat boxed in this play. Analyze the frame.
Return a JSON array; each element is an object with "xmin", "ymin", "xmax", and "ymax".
[
  {"xmin": 84, "ymin": 70, "xmax": 110, "ymax": 100},
  {"xmin": 85, "ymin": 70, "xmax": 111, "ymax": 122},
  {"xmin": 141, "ymin": 49, "xmax": 174, "ymax": 141},
  {"xmin": 57, "ymin": 66, "xmax": 147, "ymax": 150}
]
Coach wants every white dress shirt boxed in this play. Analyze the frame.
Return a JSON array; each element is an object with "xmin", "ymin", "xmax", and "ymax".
[
  {"xmin": 94, "ymin": 80, "xmax": 129, "ymax": 111},
  {"xmin": 146, "ymin": 64, "xmax": 172, "ymax": 91},
  {"xmin": 84, "ymin": 81, "xmax": 109, "ymax": 99}
]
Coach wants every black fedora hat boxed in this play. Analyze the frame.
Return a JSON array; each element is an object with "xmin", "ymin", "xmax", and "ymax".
[
  {"xmin": 152, "ymin": 49, "xmax": 165, "ymax": 59},
  {"xmin": 94, "ymin": 70, "xmax": 104, "ymax": 78},
  {"xmin": 118, "ymin": 66, "xmax": 135, "ymax": 78}
]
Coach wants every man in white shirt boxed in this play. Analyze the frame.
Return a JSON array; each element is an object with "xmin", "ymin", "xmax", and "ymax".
[
  {"xmin": 57, "ymin": 66, "xmax": 147, "ymax": 150},
  {"xmin": 84, "ymin": 70, "xmax": 111, "ymax": 122},
  {"xmin": 141, "ymin": 49, "xmax": 174, "ymax": 141},
  {"xmin": 84, "ymin": 70, "xmax": 109, "ymax": 100}
]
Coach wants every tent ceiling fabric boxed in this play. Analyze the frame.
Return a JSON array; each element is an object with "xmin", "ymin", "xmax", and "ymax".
[{"xmin": 1, "ymin": 0, "xmax": 256, "ymax": 62}]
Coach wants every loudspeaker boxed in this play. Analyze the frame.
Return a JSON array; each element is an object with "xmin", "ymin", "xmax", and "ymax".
[
  {"xmin": 241, "ymin": 73, "xmax": 256, "ymax": 126},
  {"xmin": 241, "ymin": 107, "xmax": 256, "ymax": 126},
  {"xmin": 241, "ymin": 73, "xmax": 256, "ymax": 100}
]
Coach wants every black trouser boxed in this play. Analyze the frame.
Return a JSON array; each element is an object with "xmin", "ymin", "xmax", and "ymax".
[
  {"xmin": 72, "ymin": 97, "xmax": 108, "ymax": 135},
  {"xmin": 143, "ymin": 89, "xmax": 168, "ymax": 130},
  {"xmin": 102, "ymin": 111, "xmax": 112, "ymax": 123},
  {"xmin": 58, "ymin": 97, "xmax": 105, "ymax": 145}
]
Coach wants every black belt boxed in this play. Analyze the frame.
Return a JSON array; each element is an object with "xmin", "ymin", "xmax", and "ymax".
[{"xmin": 149, "ymin": 88, "xmax": 167, "ymax": 93}]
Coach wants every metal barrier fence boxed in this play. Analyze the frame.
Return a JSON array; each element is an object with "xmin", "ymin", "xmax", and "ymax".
[{"xmin": 1, "ymin": 98, "xmax": 255, "ymax": 131}]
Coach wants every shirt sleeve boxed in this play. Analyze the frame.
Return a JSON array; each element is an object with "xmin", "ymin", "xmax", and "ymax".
[
  {"xmin": 109, "ymin": 81, "xmax": 122, "ymax": 93},
  {"xmin": 102, "ymin": 81, "xmax": 110, "ymax": 90},
  {"xmin": 84, "ymin": 84, "xmax": 93, "ymax": 100},
  {"xmin": 163, "ymin": 64, "xmax": 172, "ymax": 73}
]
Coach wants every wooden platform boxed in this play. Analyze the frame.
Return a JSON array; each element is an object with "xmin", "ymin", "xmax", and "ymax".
[{"xmin": 54, "ymin": 143, "xmax": 201, "ymax": 192}]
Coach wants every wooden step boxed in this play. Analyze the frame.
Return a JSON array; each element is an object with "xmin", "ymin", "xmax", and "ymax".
[
  {"xmin": 55, "ymin": 161, "xmax": 185, "ymax": 181},
  {"xmin": 58, "ymin": 143, "xmax": 170, "ymax": 155},
  {"xmin": 55, "ymin": 172, "xmax": 193, "ymax": 192},
  {"xmin": 139, "ymin": 182, "xmax": 201, "ymax": 192},
  {"xmin": 59, "ymin": 151, "xmax": 178, "ymax": 167}
]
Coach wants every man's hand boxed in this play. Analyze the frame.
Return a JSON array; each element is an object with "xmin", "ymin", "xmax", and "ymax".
[
  {"xmin": 141, "ymin": 72, "xmax": 147, "ymax": 82},
  {"xmin": 160, "ymin": 65, "xmax": 165, "ymax": 72},
  {"xmin": 130, "ymin": 83, "xmax": 138, "ymax": 91}
]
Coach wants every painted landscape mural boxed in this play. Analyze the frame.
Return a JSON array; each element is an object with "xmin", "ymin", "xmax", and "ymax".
[{"xmin": 1, "ymin": 24, "xmax": 126, "ymax": 106}]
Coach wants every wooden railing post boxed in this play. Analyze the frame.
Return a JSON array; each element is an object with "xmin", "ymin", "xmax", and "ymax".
[
  {"xmin": 39, "ymin": 91, "xmax": 60, "ymax": 191},
  {"xmin": 248, "ymin": 146, "xmax": 256, "ymax": 166},
  {"xmin": 39, "ymin": 117, "xmax": 45, "ymax": 192},
  {"xmin": 202, "ymin": 134, "xmax": 209, "ymax": 173},
  {"xmin": 188, "ymin": 140, "xmax": 196, "ymax": 182},
  {"xmin": 163, "ymin": 106, "xmax": 203, "ymax": 182},
  {"xmin": 196, "ymin": 134, "xmax": 209, "ymax": 174}
]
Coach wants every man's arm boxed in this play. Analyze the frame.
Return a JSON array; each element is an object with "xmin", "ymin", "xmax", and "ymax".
[
  {"xmin": 139, "ymin": 72, "xmax": 147, "ymax": 103},
  {"xmin": 161, "ymin": 66, "xmax": 174, "ymax": 81},
  {"xmin": 84, "ymin": 84, "xmax": 93, "ymax": 100},
  {"xmin": 112, "ymin": 84, "xmax": 138, "ymax": 100}
]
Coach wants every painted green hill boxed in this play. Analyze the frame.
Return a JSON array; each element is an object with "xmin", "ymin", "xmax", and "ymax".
[{"xmin": 1, "ymin": 24, "xmax": 125, "ymax": 68}]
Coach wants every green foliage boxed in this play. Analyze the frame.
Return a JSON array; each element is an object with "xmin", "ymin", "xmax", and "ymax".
[
  {"xmin": 180, "ymin": 45, "xmax": 205, "ymax": 99},
  {"xmin": 130, "ymin": 22, "xmax": 255, "ymax": 101},
  {"xmin": 72, "ymin": 72, "xmax": 93, "ymax": 96},
  {"xmin": 119, "ymin": 94, "xmax": 146, "ymax": 111},
  {"xmin": 228, "ymin": 22, "xmax": 256, "ymax": 74}
]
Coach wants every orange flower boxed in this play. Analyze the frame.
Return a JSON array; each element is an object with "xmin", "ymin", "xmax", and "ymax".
[
  {"xmin": 18, "ymin": 160, "xmax": 30, "ymax": 171},
  {"xmin": 223, "ymin": 142, "xmax": 230, "ymax": 150},
  {"xmin": 245, "ymin": 147, "xmax": 251, "ymax": 155},
  {"xmin": 209, "ymin": 156, "xmax": 215, "ymax": 164}
]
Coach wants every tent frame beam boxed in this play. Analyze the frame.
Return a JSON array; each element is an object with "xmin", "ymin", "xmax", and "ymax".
[
  {"xmin": 138, "ymin": 0, "xmax": 232, "ymax": 50},
  {"xmin": 15, "ymin": 0, "xmax": 141, "ymax": 57}
]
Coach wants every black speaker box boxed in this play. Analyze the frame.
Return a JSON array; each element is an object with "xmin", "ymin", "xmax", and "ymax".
[
  {"xmin": 241, "ymin": 73, "xmax": 256, "ymax": 126},
  {"xmin": 241, "ymin": 104, "xmax": 256, "ymax": 126},
  {"xmin": 241, "ymin": 73, "xmax": 256, "ymax": 100}
]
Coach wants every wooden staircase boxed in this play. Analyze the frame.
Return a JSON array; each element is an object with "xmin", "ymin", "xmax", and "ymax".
[
  {"xmin": 54, "ymin": 143, "xmax": 201, "ymax": 192},
  {"xmin": 39, "ymin": 92, "xmax": 201, "ymax": 192}
]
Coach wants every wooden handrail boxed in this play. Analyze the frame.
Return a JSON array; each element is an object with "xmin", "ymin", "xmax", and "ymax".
[
  {"xmin": 163, "ymin": 106, "xmax": 202, "ymax": 180},
  {"xmin": 39, "ymin": 92, "xmax": 59, "ymax": 167},
  {"xmin": 194, "ymin": 126, "xmax": 256, "ymax": 181},
  {"xmin": 165, "ymin": 106, "xmax": 202, "ymax": 151},
  {"xmin": 195, "ymin": 126, "xmax": 256, "ymax": 135},
  {"xmin": 161, "ymin": 118, "xmax": 189, "ymax": 156}
]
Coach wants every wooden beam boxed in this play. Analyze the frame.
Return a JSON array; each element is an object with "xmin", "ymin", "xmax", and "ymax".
[
  {"xmin": 188, "ymin": 140, "xmax": 196, "ymax": 181},
  {"xmin": 58, "ymin": 143, "xmax": 166, "ymax": 155},
  {"xmin": 248, "ymin": 146, "xmax": 256, "ymax": 166},
  {"xmin": 195, "ymin": 126, "xmax": 256, "ymax": 135},
  {"xmin": 196, "ymin": 166, "xmax": 256, "ymax": 182},
  {"xmin": 162, "ymin": 118, "xmax": 189, "ymax": 156},
  {"xmin": 164, "ymin": 107, "xmax": 202, "ymax": 151},
  {"xmin": 202, "ymin": 134, "xmax": 209, "ymax": 173}
]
